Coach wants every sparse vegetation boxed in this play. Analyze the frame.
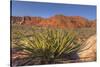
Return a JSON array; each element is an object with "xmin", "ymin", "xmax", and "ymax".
[
  {"xmin": 12, "ymin": 26, "xmax": 82, "ymax": 65},
  {"xmin": 11, "ymin": 24, "xmax": 96, "ymax": 66}
]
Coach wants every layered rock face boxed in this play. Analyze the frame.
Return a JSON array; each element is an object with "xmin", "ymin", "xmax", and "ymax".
[
  {"xmin": 78, "ymin": 35, "xmax": 96, "ymax": 61},
  {"xmin": 11, "ymin": 16, "xmax": 43, "ymax": 25},
  {"xmin": 11, "ymin": 15, "xmax": 96, "ymax": 28}
]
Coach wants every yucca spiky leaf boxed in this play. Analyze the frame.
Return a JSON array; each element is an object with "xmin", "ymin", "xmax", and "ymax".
[{"xmin": 15, "ymin": 27, "xmax": 81, "ymax": 64}]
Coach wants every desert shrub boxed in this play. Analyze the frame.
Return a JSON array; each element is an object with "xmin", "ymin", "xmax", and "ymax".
[{"xmin": 15, "ymin": 27, "xmax": 81, "ymax": 65}]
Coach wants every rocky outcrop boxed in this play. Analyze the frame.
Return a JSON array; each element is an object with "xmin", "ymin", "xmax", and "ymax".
[
  {"xmin": 78, "ymin": 35, "xmax": 96, "ymax": 61},
  {"xmin": 11, "ymin": 15, "xmax": 96, "ymax": 28},
  {"xmin": 11, "ymin": 16, "xmax": 43, "ymax": 25}
]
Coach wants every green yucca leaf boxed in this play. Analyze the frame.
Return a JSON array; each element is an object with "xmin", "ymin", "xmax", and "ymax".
[{"xmin": 15, "ymin": 26, "xmax": 82, "ymax": 64}]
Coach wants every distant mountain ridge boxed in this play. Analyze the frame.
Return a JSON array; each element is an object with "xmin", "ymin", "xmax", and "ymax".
[{"xmin": 11, "ymin": 15, "xmax": 96, "ymax": 28}]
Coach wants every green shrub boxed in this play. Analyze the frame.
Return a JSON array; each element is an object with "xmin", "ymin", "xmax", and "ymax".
[{"xmin": 15, "ymin": 27, "xmax": 81, "ymax": 65}]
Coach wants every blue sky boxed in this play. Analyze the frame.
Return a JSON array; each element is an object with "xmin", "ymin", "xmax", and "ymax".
[{"xmin": 11, "ymin": 1, "xmax": 96, "ymax": 20}]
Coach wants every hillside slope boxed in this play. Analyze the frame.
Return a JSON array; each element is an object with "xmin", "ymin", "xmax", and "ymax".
[{"xmin": 11, "ymin": 15, "xmax": 96, "ymax": 28}]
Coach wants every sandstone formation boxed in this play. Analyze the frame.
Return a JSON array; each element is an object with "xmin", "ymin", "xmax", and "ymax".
[
  {"xmin": 11, "ymin": 15, "xmax": 96, "ymax": 28},
  {"xmin": 78, "ymin": 35, "xmax": 96, "ymax": 61}
]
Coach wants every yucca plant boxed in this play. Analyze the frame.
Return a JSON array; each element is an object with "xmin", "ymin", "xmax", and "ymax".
[{"xmin": 15, "ymin": 27, "xmax": 81, "ymax": 65}]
